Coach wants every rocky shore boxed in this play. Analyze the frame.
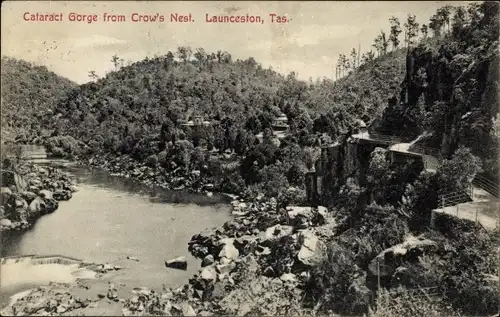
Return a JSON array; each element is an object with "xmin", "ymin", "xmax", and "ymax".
[
  {"xmin": 1, "ymin": 153, "xmax": 340, "ymax": 316},
  {"xmin": 137, "ymin": 199, "xmax": 339, "ymax": 316},
  {"xmin": 79, "ymin": 154, "xmax": 220, "ymax": 196},
  {"xmin": 0, "ymin": 163, "xmax": 77, "ymax": 232}
]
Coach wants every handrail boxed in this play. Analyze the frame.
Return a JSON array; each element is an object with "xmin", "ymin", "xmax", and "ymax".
[
  {"xmin": 473, "ymin": 179, "xmax": 498, "ymax": 192},
  {"xmin": 472, "ymin": 177, "xmax": 500, "ymax": 197}
]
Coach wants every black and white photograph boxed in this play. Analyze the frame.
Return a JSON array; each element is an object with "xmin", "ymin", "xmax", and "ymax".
[{"xmin": 1, "ymin": 1, "xmax": 499, "ymax": 316}]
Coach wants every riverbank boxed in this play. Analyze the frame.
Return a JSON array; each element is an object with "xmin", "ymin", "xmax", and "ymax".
[
  {"xmin": 1, "ymin": 152, "xmax": 336, "ymax": 315},
  {"xmin": 78, "ymin": 153, "xmax": 225, "ymax": 196},
  {"xmin": 0, "ymin": 162, "xmax": 77, "ymax": 232}
]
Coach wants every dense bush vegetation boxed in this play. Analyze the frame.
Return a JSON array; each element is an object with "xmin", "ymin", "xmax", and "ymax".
[
  {"xmin": 0, "ymin": 56, "xmax": 77, "ymax": 143},
  {"xmin": 31, "ymin": 38, "xmax": 407, "ymax": 199}
]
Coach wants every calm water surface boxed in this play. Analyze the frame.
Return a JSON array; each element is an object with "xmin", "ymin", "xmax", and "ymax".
[{"xmin": 1, "ymin": 163, "xmax": 231, "ymax": 294}]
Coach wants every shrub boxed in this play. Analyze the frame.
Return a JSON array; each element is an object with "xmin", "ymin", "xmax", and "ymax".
[
  {"xmin": 370, "ymin": 290, "xmax": 463, "ymax": 317},
  {"xmin": 145, "ymin": 154, "xmax": 158, "ymax": 167}
]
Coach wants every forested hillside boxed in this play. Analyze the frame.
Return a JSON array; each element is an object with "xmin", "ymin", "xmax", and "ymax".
[
  {"xmin": 376, "ymin": 1, "xmax": 499, "ymax": 178},
  {"xmin": 0, "ymin": 56, "xmax": 77, "ymax": 143},
  {"xmin": 50, "ymin": 48, "xmax": 405, "ymax": 151}
]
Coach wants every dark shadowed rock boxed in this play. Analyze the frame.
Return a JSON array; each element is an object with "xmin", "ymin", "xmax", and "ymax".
[
  {"xmin": 201, "ymin": 254, "xmax": 215, "ymax": 267},
  {"xmin": 53, "ymin": 189, "xmax": 72, "ymax": 201},
  {"xmin": 39, "ymin": 189, "xmax": 53, "ymax": 200},
  {"xmin": 165, "ymin": 256, "xmax": 188, "ymax": 270}
]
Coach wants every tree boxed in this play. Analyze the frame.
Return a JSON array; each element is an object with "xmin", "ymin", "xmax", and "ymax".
[
  {"xmin": 373, "ymin": 31, "xmax": 388, "ymax": 56},
  {"xmin": 437, "ymin": 146, "xmax": 482, "ymax": 195},
  {"xmin": 176, "ymin": 46, "xmax": 192, "ymax": 63},
  {"xmin": 404, "ymin": 14, "xmax": 419, "ymax": 48},
  {"xmin": 350, "ymin": 48, "xmax": 358, "ymax": 69},
  {"xmin": 160, "ymin": 120, "xmax": 175, "ymax": 145},
  {"xmin": 429, "ymin": 13, "xmax": 444, "ymax": 37},
  {"xmin": 420, "ymin": 24, "xmax": 429, "ymax": 40},
  {"xmin": 337, "ymin": 54, "xmax": 347, "ymax": 77},
  {"xmin": 361, "ymin": 51, "xmax": 375, "ymax": 65},
  {"xmin": 88, "ymin": 70, "xmax": 98, "ymax": 81},
  {"xmin": 111, "ymin": 55, "xmax": 120, "ymax": 69},
  {"xmin": 389, "ymin": 16, "xmax": 402, "ymax": 51},
  {"xmin": 194, "ymin": 47, "xmax": 206, "ymax": 64},
  {"xmin": 451, "ymin": 6, "xmax": 467, "ymax": 35},
  {"xmin": 437, "ymin": 5, "xmax": 452, "ymax": 33}
]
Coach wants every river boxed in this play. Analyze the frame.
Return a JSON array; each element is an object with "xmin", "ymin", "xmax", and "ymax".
[{"xmin": 0, "ymin": 161, "xmax": 232, "ymax": 303}]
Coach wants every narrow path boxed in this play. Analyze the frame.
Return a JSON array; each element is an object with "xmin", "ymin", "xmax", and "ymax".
[{"xmin": 359, "ymin": 132, "xmax": 499, "ymax": 230}]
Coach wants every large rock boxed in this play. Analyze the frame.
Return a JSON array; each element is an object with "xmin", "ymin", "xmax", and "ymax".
[
  {"xmin": 188, "ymin": 229, "xmax": 221, "ymax": 258},
  {"xmin": 260, "ymin": 224, "xmax": 294, "ymax": 245},
  {"xmin": 218, "ymin": 238, "xmax": 239, "ymax": 262},
  {"xmin": 200, "ymin": 266, "xmax": 217, "ymax": 281},
  {"xmin": 201, "ymin": 254, "xmax": 215, "ymax": 267},
  {"xmin": 39, "ymin": 190, "xmax": 53, "ymax": 200},
  {"xmin": 0, "ymin": 218, "xmax": 13, "ymax": 229},
  {"xmin": 28, "ymin": 197, "xmax": 46, "ymax": 217},
  {"xmin": 215, "ymin": 262, "xmax": 236, "ymax": 276},
  {"xmin": 43, "ymin": 198, "xmax": 59, "ymax": 214},
  {"xmin": 368, "ymin": 235, "xmax": 437, "ymax": 277},
  {"xmin": 20, "ymin": 191, "xmax": 38, "ymax": 204},
  {"xmin": 0, "ymin": 187, "xmax": 12, "ymax": 204},
  {"xmin": 165, "ymin": 256, "xmax": 187, "ymax": 270},
  {"xmin": 1, "ymin": 187, "xmax": 12, "ymax": 196},
  {"xmin": 297, "ymin": 230, "xmax": 327, "ymax": 266},
  {"xmin": 53, "ymin": 189, "xmax": 72, "ymax": 201},
  {"xmin": 181, "ymin": 303, "xmax": 196, "ymax": 317}
]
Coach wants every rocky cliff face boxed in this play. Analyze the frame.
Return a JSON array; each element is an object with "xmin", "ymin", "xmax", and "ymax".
[{"xmin": 377, "ymin": 2, "xmax": 499, "ymax": 179}]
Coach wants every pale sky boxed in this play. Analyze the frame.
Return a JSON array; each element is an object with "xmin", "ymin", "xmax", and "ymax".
[{"xmin": 1, "ymin": 1, "xmax": 472, "ymax": 84}]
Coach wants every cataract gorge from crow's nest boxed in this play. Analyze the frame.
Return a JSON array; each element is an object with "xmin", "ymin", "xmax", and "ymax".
[{"xmin": 1, "ymin": 2, "xmax": 500, "ymax": 316}]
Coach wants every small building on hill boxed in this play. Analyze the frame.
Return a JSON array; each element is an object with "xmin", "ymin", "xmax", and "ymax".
[
  {"xmin": 271, "ymin": 113, "xmax": 289, "ymax": 132},
  {"xmin": 180, "ymin": 115, "xmax": 211, "ymax": 127}
]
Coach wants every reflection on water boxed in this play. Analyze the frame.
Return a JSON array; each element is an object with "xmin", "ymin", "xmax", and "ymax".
[{"xmin": 1, "ymin": 163, "xmax": 232, "ymax": 292}]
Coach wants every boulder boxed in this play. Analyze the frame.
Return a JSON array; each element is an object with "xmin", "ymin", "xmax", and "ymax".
[
  {"xmin": 200, "ymin": 266, "xmax": 217, "ymax": 281},
  {"xmin": 280, "ymin": 273, "xmax": 298, "ymax": 283},
  {"xmin": 181, "ymin": 303, "xmax": 196, "ymax": 317},
  {"xmin": 1, "ymin": 187, "xmax": 12, "ymax": 196},
  {"xmin": 39, "ymin": 190, "xmax": 53, "ymax": 200},
  {"xmin": 43, "ymin": 198, "xmax": 59, "ymax": 214},
  {"xmin": 201, "ymin": 254, "xmax": 215, "ymax": 267},
  {"xmin": 19, "ymin": 191, "xmax": 38, "ymax": 204},
  {"xmin": 53, "ymin": 189, "xmax": 72, "ymax": 201},
  {"xmin": 165, "ymin": 256, "xmax": 187, "ymax": 270},
  {"xmin": 263, "ymin": 266, "xmax": 275, "ymax": 277},
  {"xmin": 0, "ymin": 188, "xmax": 12, "ymax": 206},
  {"xmin": 218, "ymin": 238, "xmax": 239, "ymax": 261},
  {"xmin": 0, "ymin": 218, "xmax": 13, "ymax": 229},
  {"xmin": 287, "ymin": 206, "xmax": 313, "ymax": 220},
  {"xmin": 261, "ymin": 224, "xmax": 294, "ymax": 244},
  {"xmin": 297, "ymin": 230, "xmax": 327, "ymax": 266},
  {"xmin": 368, "ymin": 235, "xmax": 437, "ymax": 277},
  {"xmin": 28, "ymin": 197, "xmax": 46, "ymax": 216},
  {"xmin": 215, "ymin": 262, "xmax": 236, "ymax": 276}
]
